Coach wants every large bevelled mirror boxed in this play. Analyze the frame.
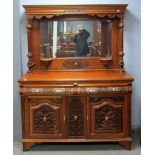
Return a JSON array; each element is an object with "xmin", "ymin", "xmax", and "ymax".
[{"xmin": 40, "ymin": 19, "xmax": 112, "ymax": 58}]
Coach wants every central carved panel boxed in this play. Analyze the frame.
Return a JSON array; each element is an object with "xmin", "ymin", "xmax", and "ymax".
[
  {"xmin": 68, "ymin": 98, "xmax": 84, "ymax": 137},
  {"xmin": 33, "ymin": 105, "xmax": 57, "ymax": 132},
  {"xmin": 63, "ymin": 59, "xmax": 89, "ymax": 69},
  {"xmin": 95, "ymin": 105, "xmax": 120, "ymax": 130}
]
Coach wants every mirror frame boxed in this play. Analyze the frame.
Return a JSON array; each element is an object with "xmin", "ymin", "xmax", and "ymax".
[{"xmin": 24, "ymin": 4, "xmax": 127, "ymax": 71}]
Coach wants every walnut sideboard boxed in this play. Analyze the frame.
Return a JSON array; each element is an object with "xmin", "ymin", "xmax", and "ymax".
[{"xmin": 18, "ymin": 4, "xmax": 134, "ymax": 151}]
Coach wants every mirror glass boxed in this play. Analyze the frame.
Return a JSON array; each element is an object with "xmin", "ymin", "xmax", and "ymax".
[{"xmin": 40, "ymin": 20, "xmax": 112, "ymax": 58}]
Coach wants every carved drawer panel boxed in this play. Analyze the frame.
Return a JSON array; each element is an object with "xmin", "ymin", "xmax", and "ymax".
[
  {"xmin": 88, "ymin": 96, "xmax": 123, "ymax": 138},
  {"xmin": 27, "ymin": 97, "xmax": 66, "ymax": 138}
]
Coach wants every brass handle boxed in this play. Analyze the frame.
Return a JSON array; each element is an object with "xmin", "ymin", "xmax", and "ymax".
[
  {"xmin": 105, "ymin": 116, "xmax": 109, "ymax": 122},
  {"xmin": 74, "ymin": 115, "xmax": 78, "ymax": 120},
  {"xmin": 73, "ymin": 82, "xmax": 78, "ymax": 87},
  {"xmin": 43, "ymin": 116, "xmax": 47, "ymax": 122}
]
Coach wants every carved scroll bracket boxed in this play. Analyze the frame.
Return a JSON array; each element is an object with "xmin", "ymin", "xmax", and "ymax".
[
  {"xmin": 40, "ymin": 58, "xmax": 53, "ymax": 69},
  {"xmin": 119, "ymin": 51, "xmax": 125, "ymax": 71},
  {"xmin": 27, "ymin": 52, "xmax": 35, "ymax": 72},
  {"xmin": 100, "ymin": 57, "xmax": 112, "ymax": 68}
]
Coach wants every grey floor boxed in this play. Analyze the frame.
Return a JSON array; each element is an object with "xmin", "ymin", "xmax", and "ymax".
[{"xmin": 14, "ymin": 132, "xmax": 141, "ymax": 155}]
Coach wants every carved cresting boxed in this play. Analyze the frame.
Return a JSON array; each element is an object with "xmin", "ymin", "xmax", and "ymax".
[
  {"xmin": 95, "ymin": 105, "xmax": 120, "ymax": 130},
  {"xmin": 33, "ymin": 105, "xmax": 57, "ymax": 131},
  {"xmin": 68, "ymin": 98, "xmax": 84, "ymax": 137}
]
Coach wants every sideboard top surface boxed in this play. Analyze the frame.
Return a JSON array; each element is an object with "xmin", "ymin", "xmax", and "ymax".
[{"xmin": 18, "ymin": 70, "xmax": 133, "ymax": 84}]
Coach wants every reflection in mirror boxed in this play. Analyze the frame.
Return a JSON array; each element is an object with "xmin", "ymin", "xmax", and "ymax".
[{"xmin": 40, "ymin": 20, "xmax": 112, "ymax": 58}]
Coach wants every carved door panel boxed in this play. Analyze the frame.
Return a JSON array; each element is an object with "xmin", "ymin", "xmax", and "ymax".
[
  {"xmin": 67, "ymin": 96, "xmax": 87, "ymax": 138},
  {"xmin": 27, "ymin": 96, "xmax": 66, "ymax": 138},
  {"xmin": 87, "ymin": 96, "xmax": 124, "ymax": 138}
]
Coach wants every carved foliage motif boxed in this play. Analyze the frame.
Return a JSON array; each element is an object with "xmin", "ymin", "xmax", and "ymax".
[
  {"xmin": 95, "ymin": 105, "xmax": 121, "ymax": 130},
  {"xmin": 33, "ymin": 105, "xmax": 57, "ymax": 132},
  {"xmin": 20, "ymin": 86, "xmax": 132, "ymax": 95},
  {"xmin": 63, "ymin": 59, "xmax": 89, "ymax": 69},
  {"xmin": 68, "ymin": 98, "xmax": 84, "ymax": 136}
]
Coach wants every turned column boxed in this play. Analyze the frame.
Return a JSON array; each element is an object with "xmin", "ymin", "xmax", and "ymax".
[
  {"xmin": 26, "ymin": 15, "xmax": 34, "ymax": 72},
  {"xmin": 118, "ymin": 16, "xmax": 125, "ymax": 72}
]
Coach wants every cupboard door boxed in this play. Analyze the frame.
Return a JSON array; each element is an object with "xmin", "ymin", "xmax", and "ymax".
[
  {"xmin": 27, "ymin": 96, "xmax": 66, "ymax": 138},
  {"xmin": 88, "ymin": 96, "xmax": 124, "ymax": 138},
  {"xmin": 67, "ymin": 96, "xmax": 87, "ymax": 138}
]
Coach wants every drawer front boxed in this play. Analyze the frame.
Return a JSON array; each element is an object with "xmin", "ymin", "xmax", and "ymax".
[
  {"xmin": 26, "ymin": 96, "xmax": 66, "ymax": 138},
  {"xmin": 87, "ymin": 95, "xmax": 124, "ymax": 138}
]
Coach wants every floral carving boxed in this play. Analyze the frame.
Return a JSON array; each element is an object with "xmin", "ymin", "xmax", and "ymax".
[
  {"xmin": 68, "ymin": 98, "xmax": 84, "ymax": 137},
  {"xmin": 33, "ymin": 105, "xmax": 57, "ymax": 131},
  {"xmin": 63, "ymin": 59, "xmax": 89, "ymax": 69},
  {"xmin": 95, "ymin": 105, "xmax": 121, "ymax": 130}
]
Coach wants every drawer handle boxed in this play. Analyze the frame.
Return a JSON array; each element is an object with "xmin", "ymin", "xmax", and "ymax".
[{"xmin": 73, "ymin": 83, "xmax": 78, "ymax": 87}]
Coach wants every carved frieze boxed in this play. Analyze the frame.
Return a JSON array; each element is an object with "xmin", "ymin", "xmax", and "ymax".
[
  {"xmin": 20, "ymin": 86, "xmax": 132, "ymax": 95},
  {"xmin": 26, "ymin": 13, "xmax": 124, "ymax": 21}
]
